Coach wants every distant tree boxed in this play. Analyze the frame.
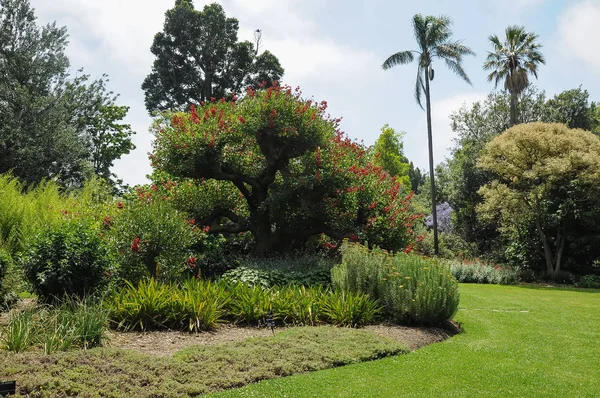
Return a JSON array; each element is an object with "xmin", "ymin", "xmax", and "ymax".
[
  {"xmin": 477, "ymin": 123, "xmax": 600, "ymax": 276},
  {"xmin": 408, "ymin": 162, "xmax": 426, "ymax": 193},
  {"xmin": 371, "ymin": 125, "xmax": 410, "ymax": 187},
  {"xmin": 483, "ymin": 26, "xmax": 545, "ymax": 126},
  {"xmin": 543, "ymin": 86, "xmax": 597, "ymax": 131},
  {"xmin": 0, "ymin": 0, "xmax": 135, "ymax": 188},
  {"xmin": 142, "ymin": 1, "xmax": 284, "ymax": 114},
  {"xmin": 382, "ymin": 14, "xmax": 475, "ymax": 254}
]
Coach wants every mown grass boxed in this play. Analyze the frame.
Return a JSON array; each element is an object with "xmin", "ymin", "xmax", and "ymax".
[
  {"xmin": 0, "ymin": 326, "xmax": 408, "ymax": 397},
  {"xmin": 212, "ymin": 284, "xmax": 600, "ymax": 398}
]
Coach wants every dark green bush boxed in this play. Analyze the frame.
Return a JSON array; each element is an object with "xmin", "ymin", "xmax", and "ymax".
[
  {"xmin": 576, "ymin": 274, "xmax": 600, "ymax": 289},
  {"xmin": 332, "ymin": 242, "xmax": 460, "ymax": 326},
  {"xmin": 106, "ymin": 198, "xmax": 200, "ymax": 284},
  {"xmin": 22, "ymin": 220, "xmax": 114, "ymax": 302}
]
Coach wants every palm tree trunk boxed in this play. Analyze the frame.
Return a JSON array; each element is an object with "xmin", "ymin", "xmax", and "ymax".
[
  {"xmin": 424, "ymin": 68, "xmax": 439, "ymax": 255},
  {"xmin": 510, "ymin": 90, "xmax": 518, "ymax": 127}
]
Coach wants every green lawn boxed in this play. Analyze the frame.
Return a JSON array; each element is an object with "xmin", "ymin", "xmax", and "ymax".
[{"xmin": 213, "ymin": 284, "xmax": 600, "ymax": 398}]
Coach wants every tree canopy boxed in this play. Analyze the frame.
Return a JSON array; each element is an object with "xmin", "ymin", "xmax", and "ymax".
[
  {"xmin": 151, "ymin": 85, "xmax": 420, "ymax": 255},
  {"xmin": 142, "ymin": 1, "xmax": 284, "ymax": 114},
  {"xmin": 477, "ymin": 123, "xmax": 600, "ymax": 275},
  {"xmin": 0, "ymin": 0, "xmax": 135, "ymax": 189}
]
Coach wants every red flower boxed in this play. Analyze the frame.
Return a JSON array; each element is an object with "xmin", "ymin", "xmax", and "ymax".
[
  {"xmin": 187, "ymin": 257, "xmax": 197, "ymax": 269},
  {"xmin": 325, "ymin": 242, "xmax": 337, "ymax": 249},
  {"xmin": 368, "ymin": 202, "xmax": 377, "ymax": 210},
  {"xmin": 348, "ymin": 234, "xmax": 359, "ymax": 242},
  {"xmin": 203, "ymin": 226, "xmax": 210, "ymax": 233},
  {"xmin": 188, "ymin": 218, "xmax": 195, "ymax": 225},
  {"xmin": 238, "ymin": 116, "xmax": 246, "ymax": 124},
  {"xmin": 117, "ymin": 201, "xmax": 124, "ymax": 209},
  {"xmin": 131, "ymin": 237, "xmax": 141, "ymax": 252},
  {"xmin": 103, "ymin": 216, "xmax": 112, "ymax": 227}
]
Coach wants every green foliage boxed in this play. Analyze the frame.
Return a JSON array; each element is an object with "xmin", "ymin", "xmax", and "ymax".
[
  {"xmin": 107, "ymin": 279, "xmax": 381, "ymax": 331},
  {"xmin": 106, "ymin": 196, "xmax": 200, "ymax": 284},
  {"xmin": 0, "ymin": 248, "xmax": 19, "ymax": 310},
  {"xmin": 0, "ymin": 298, "xmax": 107, "ymax": 353},
  {"xmin": 152, "ymin": 85, "xmax": 420, "ymax": 254},
  {"xmin": 332, "ymin": 242, "xmax": 459, "ymax": 326},
  {"xmin": 477, "ymin": 123, "xmax": 600, "ymax": 276},
  {"xmin": 0, "ymin": 327, "xmax": 407, "ymax": 397},
  {"xmin": 0, "ymin": 0, "xmax": 134, "ymax": 188},
  {"xmin": 22, "ymin": 219, "xmax": 114, "ymax": 302},
  {"xmin": 222, "ymin": 256, "xmax": 334, "ymax": 288},
  {"xmin": 417, "ymin": 231, "xmax": 478, "ymax": 259},
  {"xmin": 446, "ymin": 259, "xmax": 518, "ymax": 284},
  {"xmin": 1, "ymin": 308, "xmax": 36, "ymax": 353},
  {"xmin": 372, "ymin": 124, "xmax": 410, "ymax": 187},
  {"xmin": 320, "ymin": 290, "xmax": 382, "ymax": 327},
  {"xmin": 576, "ymin": 274, "xmax": 600, "ymax": 289},
  {"xmin": 142, "ymin": 2, "xmax": 283, "ymax": 113}
]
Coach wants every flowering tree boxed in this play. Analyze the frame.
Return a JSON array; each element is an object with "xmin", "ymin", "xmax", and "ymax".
[{"xmin": 151, "ymin": 84, "xmax": 420, "ymax": 255}]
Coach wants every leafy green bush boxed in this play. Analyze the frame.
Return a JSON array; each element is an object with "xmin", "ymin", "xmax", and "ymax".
[
  {"xmin": 22, "ymin": 219, "xmax": 115, "ymax": 302},
  {"xmin": 576, "ymin": 274, "xmax": 600, "ymax": 289},
  {"xmin": 332, "ymin": 242, "xmax": 459, "ymax": 326},
  {"xmin": 0, "ymin": 249, "xmax": 21, "ymax": 310},
  {"xmin": 107, "ymin": 279, "xmax": 380, "ymax": 331},
  {"xmin": 106, "ymin": 197, "xmax": 200, "ymax": 284},
  {"xmin": 447, "ymin": 260, "xmax": 518, "ymax": 284}
]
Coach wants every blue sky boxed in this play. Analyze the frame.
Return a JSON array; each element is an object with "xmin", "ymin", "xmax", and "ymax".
[{"xmin": 31, "ymin": 0, "xmax": 600, "ymax": 186}]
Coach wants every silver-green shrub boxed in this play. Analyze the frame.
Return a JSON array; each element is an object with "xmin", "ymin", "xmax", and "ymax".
[{"xmin": 332, "ymin": 242, "xmax": 459, "ymax": 326}]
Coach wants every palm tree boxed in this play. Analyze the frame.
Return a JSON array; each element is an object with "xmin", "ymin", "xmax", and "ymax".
[
  {"xmin": 483, "ymin": 26, "xmax": 545, "ymax": 126},
  {"xmin": 382, "ymin": 14, "xmax": 474, "ymax": 255}
]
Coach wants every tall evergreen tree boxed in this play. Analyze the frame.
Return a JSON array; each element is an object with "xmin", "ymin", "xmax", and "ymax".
[{"xmin": 142, "ymin": 1, "xmax": 284, "ymax": 114}]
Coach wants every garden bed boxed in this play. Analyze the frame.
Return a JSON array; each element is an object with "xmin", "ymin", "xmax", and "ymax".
[{"xmin": 106, "ymin": 323, "xmax": 456, "ymax": 357}]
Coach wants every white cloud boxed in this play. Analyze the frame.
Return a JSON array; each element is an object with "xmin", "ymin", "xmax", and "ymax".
[{"xmin": 557, "ymin": 0, "xmax": 600, "ymax": 70}]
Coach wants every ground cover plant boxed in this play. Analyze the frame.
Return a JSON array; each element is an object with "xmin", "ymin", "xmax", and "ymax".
[
  {"xmin": 333, "ymin": 242, "xmax": 459, "ymax": 325},
  {"xmin": 0, "ymin": 327, "xmax": 408, "ymax": 397},
  {"xmin": 213, "ymin": 284, "xmax": 600, "ymax": 397}
]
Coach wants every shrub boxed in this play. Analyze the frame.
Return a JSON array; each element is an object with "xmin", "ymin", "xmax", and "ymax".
[
  {"xmin": 22, "ymin": 219, "xmax": 115, "ymax": 302},
  {"xmin": 447, "ymin": 259, "xmax": 518, "ymax": 285},
  {"xmin": 576, "ymin": 274, "xmax": 600, "ymax": 289},
  {"xmin": 332, "ymin": 242, "xmax": 459, "ymax": 326},
  {"xmin": 106, "ymin": 197, "xmax": 200, "ymax": 284}
]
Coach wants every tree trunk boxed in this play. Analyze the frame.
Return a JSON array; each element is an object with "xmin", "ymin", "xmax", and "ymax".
[
  {"xmin": 510, "ymin": 90, "xmax": 518, "ymax": 127},
  {"xmin": 424, "ymin": 67, "xmax": 439, "ymax": 255}
]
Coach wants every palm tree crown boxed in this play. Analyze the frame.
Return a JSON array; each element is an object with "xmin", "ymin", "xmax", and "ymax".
[
  {"xmin": 483, "ymin": 26, "xmax": 545, "ymax": 125},
  {"xmin": 382, "ymin": 14, "xmax": 475, "ymax": 109},
  {"xmin": 382, "ymin": 14, "xmax": 474, "ymax": 255}
]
